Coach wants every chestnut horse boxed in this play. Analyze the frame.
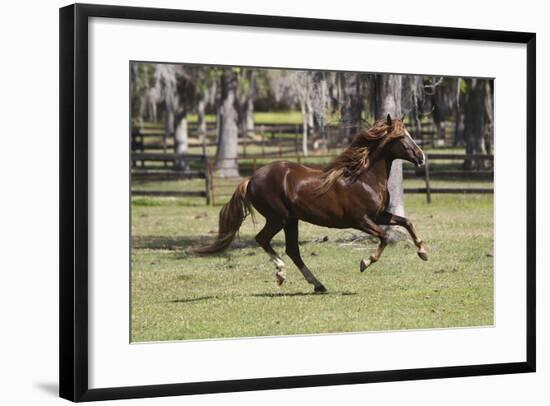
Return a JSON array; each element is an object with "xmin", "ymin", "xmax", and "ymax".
[{"xmin": 193, "ymin": 115, "xmax": 428, "ymax": 293}]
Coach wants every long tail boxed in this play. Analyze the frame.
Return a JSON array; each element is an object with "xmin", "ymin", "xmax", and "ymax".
[{"xmin": 192, "ymin": 179, "xmax": 254, "ymax": 254}]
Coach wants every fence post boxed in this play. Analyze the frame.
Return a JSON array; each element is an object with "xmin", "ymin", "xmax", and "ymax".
[
  {"xmin": 163, "ymin": 133, "xmax": 168, "ymax": 168},
  {"xmin": 295, "ymin": 125, "xmax": 299, "ymax": 155},
  {"xmin": 424, "ymin": 155, "xmax": 432, "ymax": 204},
  {"xmin": 430, "ymin": 121, "xmax": 436, "ymax": 150},
  {"xmin": 139, "ymin": 131, "xmax": 145, "ymax": 167},
  {"xmin": 253, "ymin": 157, "xmax": 257, "ymax": 173},
  {"xmin": 261, "ymin": 129, "xmax": 265, "ymax": 157},
  {"xmin": 204, "ymin": 157, "xmax": 211, "ymax": 206},
  {"xmin": 210, "ymin": 161, "xmax": 216, "ymax": 206}
]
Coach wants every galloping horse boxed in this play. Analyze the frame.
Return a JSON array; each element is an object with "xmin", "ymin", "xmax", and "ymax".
[{"xmin": 193, "ymin": 114, "xmax": 428, "ymax": 293}]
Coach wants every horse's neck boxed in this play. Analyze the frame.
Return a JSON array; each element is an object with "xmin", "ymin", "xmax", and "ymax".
[{"xmin": 358, "ymin": 157, "xmax": 393, "ymax": 191}]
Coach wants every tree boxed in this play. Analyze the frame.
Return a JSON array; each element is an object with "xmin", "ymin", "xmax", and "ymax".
[
  {"xmin": 153, "ymin": 64, "xmax": 179, "ymax": 157},
  {"xmin": 152, "ymin": 64, "xmax": 201, "ymax": 170},
  {"xmin": 195, "ymin": 69, "xmax": 218, "ymax": 139},
  {"xmin": 287, "ymin": 71, "xmax": 314, "ymax": 156},
  {"xmin": 340, "ymin": 72, "xmax": 363, "ymax": 143},
  {"xmin": 374, "ymin": 74, "xmax": 405, "ymax": 219},
  {"xmin": 311, "ymin": 71, "xmax": 328, "ymax": 148},
  {"xmin": 236, "ymin": 69, "xmax": 256, "ymax": 138},
  {"xmin": 130, "ymin": 62, "xmax": 156, "ymax": 126},
  {"xmin": 215, "ymin": 69, "xmax": 240, "ymax": 177},
  {"xmin": 426, "ymin": 77, "xmax": 460, "ymax": 145},
  {"xmin": 462, "ymin": 78, "xmax": 493, "ymax": 169},
  {"xmin": 402, "ymin": 75, "xmax": 425, "ymax": 139}
]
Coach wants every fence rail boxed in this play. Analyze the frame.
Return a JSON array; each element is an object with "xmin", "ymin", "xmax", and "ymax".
[
  {"xmin": 131, "ymin": 119, "xmax": 450, "ymax": 159},
  {"xmin": 418, "ymin": 153, "xmax": 493, "ymax": 203},
  {"xmin": 130, "ymin": 150, "xmax": 493, "ymax": 205},
  {"xmin": 131, "ymin": 153, "xmax": 211, "ymax": 204}
]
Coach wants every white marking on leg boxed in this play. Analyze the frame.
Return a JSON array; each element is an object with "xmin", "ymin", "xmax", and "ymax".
[
  {"xmin": 270, "ymin": 254, "xmax": 285, "ymax": 269},
  {"xmin": 360, "ymin": 258, "xmax": 372, "ymax": 272},
  {"xmin": 275, "ymin": 268, "xmax": 286, "ymax": 286},
  {"xmin": 270, "ymin": 255, "xmax": 287, "ymax": 286}
]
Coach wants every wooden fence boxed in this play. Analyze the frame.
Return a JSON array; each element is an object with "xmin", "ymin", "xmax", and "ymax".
[
  {"xmin": 404, "ymin": 153, "xmax": 493, "ymax": 203},
  {"xmin": 131, "ymin": 153, "xmax": 211, "ymax": 204},
  {"xmin": 130, "ymin": 122, "xmax": 492, "ymax": 205},
  {"xmin": 131, "ymin": 119, "xmax": 446, "ymax": 158}
]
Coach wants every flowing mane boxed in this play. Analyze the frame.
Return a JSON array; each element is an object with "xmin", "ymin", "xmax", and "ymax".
[{"xmin": 315, "ymin": 118, "xmax": 406, "ymax": 194}]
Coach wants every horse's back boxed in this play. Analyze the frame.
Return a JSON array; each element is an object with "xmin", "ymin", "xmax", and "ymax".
[
  {"xmin": 247, "ymin": 161, "xmax": 350, "ymax": 226},
  {"xmin": 249, "ymin": 160, "xmax": 319, "ymax": 194}
]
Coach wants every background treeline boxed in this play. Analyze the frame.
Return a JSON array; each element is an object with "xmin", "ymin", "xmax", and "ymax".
[{"xmin": 131, "ymin": 63, "xmax": 494, "ymax": 177}]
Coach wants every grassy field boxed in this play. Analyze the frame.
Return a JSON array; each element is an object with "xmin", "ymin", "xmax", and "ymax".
[{"xmin": 131, "ymin": 193, "xmax": 494, "ymax": 342}]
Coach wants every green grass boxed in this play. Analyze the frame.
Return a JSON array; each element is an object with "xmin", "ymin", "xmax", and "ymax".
[
  {"xmin": 131, "ymin": 193, "xmax": 494, "ymax": 342},
  {"xmin": 252, "ymin": 111, "xmax": 303, "ymax": 124},
  {"xmin": 139, "ymin": 111, "xmax": 305, "ymax": 127}
]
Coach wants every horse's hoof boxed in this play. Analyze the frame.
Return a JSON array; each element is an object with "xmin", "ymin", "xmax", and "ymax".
[
  {"xmin": 314, "ymin": 284, "xmax": 327, "ymax": 294},
  {"xmin": 360, "ymin": 258, "xmax": 371, "ymax": 272},
  {"xmin": 417, "ymin": 251, "xmax": 428, "ymax": 261},
  {"xmin": 275, "ymin": 270, "xmax": 286, "ymax": 286}
]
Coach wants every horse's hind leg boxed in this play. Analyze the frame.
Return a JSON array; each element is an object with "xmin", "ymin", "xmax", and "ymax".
[
  {"xmin": 380, "ymin": 212, "xmax": 428, "ymax": 261},
  {"xmin": 359, "ymin": 217, "xmax": 388, "ymax": 272},
  {"xmin": 255, "ymin": 220, "xmax": 286, "ymax": 285},
  {"xmin": 284, "ymin": 219, "xmax": 327, "ymax": 293}
]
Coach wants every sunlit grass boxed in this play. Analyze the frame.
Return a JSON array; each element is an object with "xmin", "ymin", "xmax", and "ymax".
[{"xmin": 131, "ymin": 193, "xmax": 493, "ymax": 342}]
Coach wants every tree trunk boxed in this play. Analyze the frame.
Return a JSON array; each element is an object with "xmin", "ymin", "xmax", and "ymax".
[
  {"xmin": 341, "ymin": 72, "xmax": 363, "ymax": 143},
  {"xmin": 311, "ymin": 71, "xmax": 327, "ymax": 142},
  {"xmin": 375, "ymin": 75, "xmax": 405, "ymax": 218},
  {"xmin": 163, "ymin": 101, "xmax": 175, "ymax": 156},
  {"xmin": 411, "ymin": 77, "xmax": 423, "ymax": 140},
  {"xmin": 483, "ymin": 80, "xmax": 494, "ymax": 161},
  {"xmin": 454, "ymin": 107, "xmax": 464, "ymax": 147},
  {"xmin": 244, "ymin": 96, "xmax": 255, "ymax": 138},
  {"xmin": 174, "ymin": 111, "xmax": 188, "ymax": 170},
  {"xmin": 216, "ymin": 70, "xmax": 240, "ymax": 178},
  {"xmin": 411, "ymin": 87, "xmax": 422, "ymax": 140},
  {"xmin": 197, "ymin": 97, "xmax": 207, "ymax": 139},
  {"xmin": 463, "ymin": 79, "xmax": 491, "ymax": 170},
  {"xmin": 300, "ymin": 100, "xmax": 309, "ymax": 156},
  {"xmin": 431, "ymin": 93, "xmax": 446, "ymax": 142},
  {"xmin": 238, "ymin": 70, "xmax": 255, "ymax": 139}
]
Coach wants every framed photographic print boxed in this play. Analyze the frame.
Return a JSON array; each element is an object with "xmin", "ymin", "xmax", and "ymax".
[{"xmin": 59, "ymin": 3, "xmax": 536, "ymax": 402}]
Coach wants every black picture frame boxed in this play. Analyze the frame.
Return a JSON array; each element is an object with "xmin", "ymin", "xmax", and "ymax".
[{"xmin": 59, "ymin": 3, "xmax": 536, "ymax": 402}]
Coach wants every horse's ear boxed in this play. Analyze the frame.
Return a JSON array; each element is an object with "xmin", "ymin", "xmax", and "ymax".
[
  {"xmin": 386, "ymin": 114, "xmax": 392, "ymax": 126},
  {"xmin": 401, "ymin": 113, "xmax": 406, "ymax": 121}
]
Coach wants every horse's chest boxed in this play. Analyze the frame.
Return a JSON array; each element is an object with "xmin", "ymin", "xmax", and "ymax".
[{"xmin": 355, "ymin": 181, "xmax": 387, "ymax": 211}]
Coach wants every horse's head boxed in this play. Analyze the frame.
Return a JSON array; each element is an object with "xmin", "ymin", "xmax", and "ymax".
[{"xmin": 384, "ymin": 114, "xmax": 425, "ymax": 167}]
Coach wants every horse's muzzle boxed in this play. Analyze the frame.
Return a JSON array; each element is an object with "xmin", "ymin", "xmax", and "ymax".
[{"xmin": 416, "ymin": 152, "xmax": 426, "ymax": 167}]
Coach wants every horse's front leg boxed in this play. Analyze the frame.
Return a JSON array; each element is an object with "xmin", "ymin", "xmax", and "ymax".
[
  {"xmin": 358, "ymin": 217, "xmax": 388, "ymax": 272},
  {"xmin": 379, "ymin": 212, "xmax": 428, "ymax": 261}
]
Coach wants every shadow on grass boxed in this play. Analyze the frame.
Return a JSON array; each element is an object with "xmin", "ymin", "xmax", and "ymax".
[
  {"xmin": 169, "ymin": 291, "xmax": 357, "ymax": 303},
  {"xmin": 250, "ymin": 291, "xmax": 357, "ymax": 298},
  {"xmin": 132, "ymin": 235, "xmax": 283, "ymax": 254},
  {"xmin": 170, "ymin": 296, "xmax": 216, "ymax": 304},
  {"xmin": 132, "ymin": 235, "xmax": 209, "ymax": 251}
]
